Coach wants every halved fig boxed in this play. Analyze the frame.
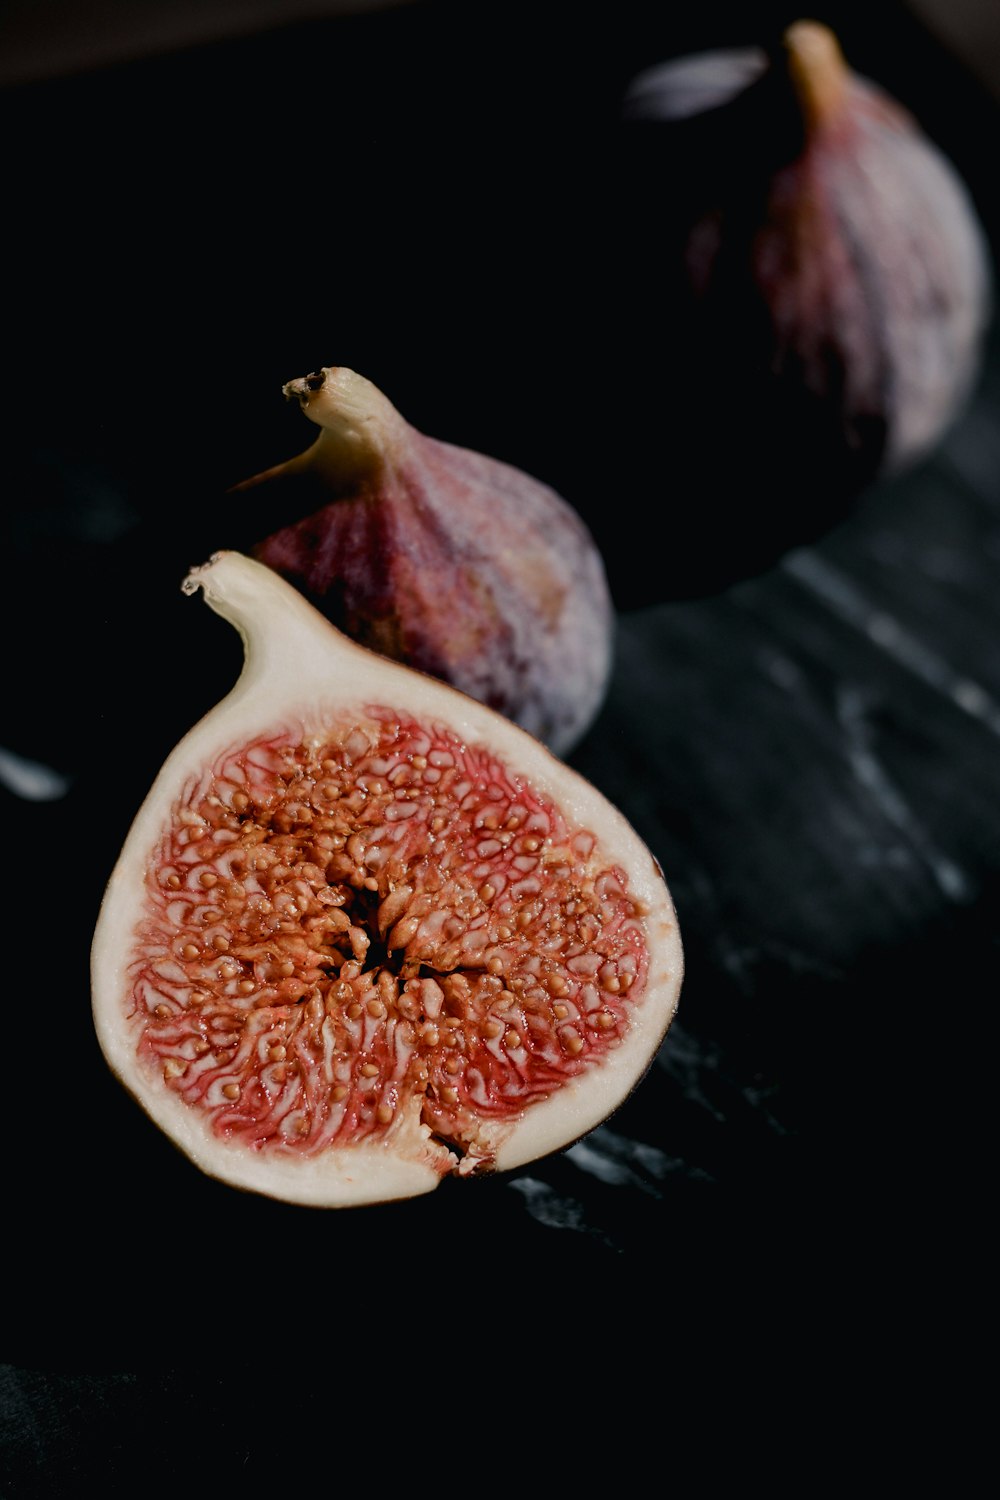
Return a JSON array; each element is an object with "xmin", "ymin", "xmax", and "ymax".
[{"xmin": 91, "ymin": 552, "xmax": 683, "ymax": 1206}]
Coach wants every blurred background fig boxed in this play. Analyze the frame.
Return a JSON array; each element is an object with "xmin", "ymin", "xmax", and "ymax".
[{"xmin": 614, "ymin": 18, "xmax": 994, "ymax": 595}]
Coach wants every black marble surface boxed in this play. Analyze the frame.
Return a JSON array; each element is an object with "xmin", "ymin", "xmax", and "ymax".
[{"xmin": 2, "ymin": 0, "xmax": 997, "ymax": 1456}]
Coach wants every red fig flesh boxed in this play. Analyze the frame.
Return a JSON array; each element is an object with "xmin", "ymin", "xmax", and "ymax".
[{"xmin": 232, "ymin": 366, "xmax": 614, "ymax": 758}]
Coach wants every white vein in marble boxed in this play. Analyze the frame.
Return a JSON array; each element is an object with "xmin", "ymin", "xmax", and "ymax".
[
  {"xmin": 783, "ymin": 550, "xmax": 1000, "ymax": 737},
  {"xmin": 0, "ymin": 745, "xmax": 73, "ymax": 801}
]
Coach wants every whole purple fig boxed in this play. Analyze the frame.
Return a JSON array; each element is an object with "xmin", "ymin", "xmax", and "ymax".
[
  {"xmin": 229, "ymin": 366, "xmax": 614, "ymax": 759},
  {"xmin": 622, "ymin": 20, "xmax": 993, "ymax": 512}
]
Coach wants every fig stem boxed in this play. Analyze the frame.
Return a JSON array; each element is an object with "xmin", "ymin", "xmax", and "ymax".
[
  {"xmin": 228, "ymin": 366, "xmax": 399, "ymax": 494},
  {"xmin": 783, "ymin": 20, "xmax": 848, "ymax": 133}
]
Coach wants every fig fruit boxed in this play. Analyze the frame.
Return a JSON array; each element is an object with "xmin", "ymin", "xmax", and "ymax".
[
  {"xmin": 90, "ymin": 552, "xmax": 682, "ymax": 1207},
  {"xmin": 230, "ymin": 365, "xmax": 614, "ymax": 759},
  {"xmin": 620, "ymin": 20, "xmax": 993, "ymax": 510}
]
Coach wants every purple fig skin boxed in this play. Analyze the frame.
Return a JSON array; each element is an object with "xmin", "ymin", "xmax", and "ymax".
[
  {"xmin": 231, "ymin": 367, "xmax": 614, "ymax": 759},
  {"xmin": 627, "ymin": 21, "xmax": 994, "ymax": 483}
]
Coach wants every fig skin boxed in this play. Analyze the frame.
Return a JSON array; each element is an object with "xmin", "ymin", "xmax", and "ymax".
[
  {"xmin": 90, "ymin": 552, "xmax": 683, "ymax": 1208},
  {"xmin": 230, "ymin": 366, "xmax": 614, "ymax": 760},
  {"xmin": 620, "ymin": 20, "xmax": 994, "ymax": 519}
]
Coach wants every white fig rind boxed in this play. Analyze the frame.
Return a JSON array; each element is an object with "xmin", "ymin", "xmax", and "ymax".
[{"xmin": 91, "ymin": 552, "xmax": 682, "ymax": 1207}]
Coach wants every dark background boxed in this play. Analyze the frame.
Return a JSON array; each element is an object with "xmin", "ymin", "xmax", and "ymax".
[{"xmin": 2, "ymin": 0, "xmax": 997, "ymax": 1473}]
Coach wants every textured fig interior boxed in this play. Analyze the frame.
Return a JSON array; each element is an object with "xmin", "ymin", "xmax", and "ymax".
[{"xmin": 128, "ymin": 705, "xmax": 651, "ymax": 1174}]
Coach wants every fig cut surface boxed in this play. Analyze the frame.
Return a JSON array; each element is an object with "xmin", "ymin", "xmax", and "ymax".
[{"xmin": 91, "ymin": 552, "xmax": 682, "ymax": 1207}]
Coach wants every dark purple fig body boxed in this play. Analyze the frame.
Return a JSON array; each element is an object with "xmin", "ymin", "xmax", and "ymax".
[
  {"xmin": 230, "ymin": 366, "xmax": 614, "ymax": 759},
  {"xmin": 620, "ymin": 21, "xmax": 993, "ymax": 540}
]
